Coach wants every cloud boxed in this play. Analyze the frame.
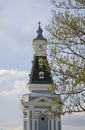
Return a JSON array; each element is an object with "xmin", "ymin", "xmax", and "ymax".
[
  {"xmin": 6, "ymin": 126, "xmax": 22, "ymax": 130},
  {"xmin": 0, "ymin": 69, "xmax": 27, "ymax": 77},
  {"xmin": 62, "ymin": 112, "xmax": 85, "ymax": 127},
  {"xmin": 0, "ymin": 126, "xmax": 22, "ymax": 130},
  {"xmin": 1, "ymin": 80, "xmax": 25, "ymax": 96},
  {"xmin": 0, "ymin": 69, "xmax": 28, "ymax": 100}
]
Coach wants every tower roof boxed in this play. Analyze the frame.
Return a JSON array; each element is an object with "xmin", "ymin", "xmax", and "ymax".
[
  {"xmin": 33, "ymin": 22, "xmax": 47, "ymax": 41},
  {"xmin": 29, "ymin": 56, "xmax": 53, "ymax": 84}
]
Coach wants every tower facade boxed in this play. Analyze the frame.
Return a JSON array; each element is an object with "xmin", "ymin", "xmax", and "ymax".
[{"xmin": 21, "ymin": 23, "xmax": 61, "ymax": 130}]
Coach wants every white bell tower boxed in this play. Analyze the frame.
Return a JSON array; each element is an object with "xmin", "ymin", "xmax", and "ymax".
[{"xmin": 21, "ymin": 22, "xmax": 61, "ymax": 130}]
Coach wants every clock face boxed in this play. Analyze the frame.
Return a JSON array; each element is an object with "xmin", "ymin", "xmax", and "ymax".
[{"xmin": 35, "ymin": 44, "xmax": 46, "ymax": 55}]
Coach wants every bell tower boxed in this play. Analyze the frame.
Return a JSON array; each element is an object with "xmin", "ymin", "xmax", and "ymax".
[{"xmin": 21, "ymin": 22, "xmax": 61, "ymax": 130}]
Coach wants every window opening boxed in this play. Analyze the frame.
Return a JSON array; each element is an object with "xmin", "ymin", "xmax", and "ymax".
[{"xmin": 39, "ymin": 71, "xmax": 44, "ymax": 79}]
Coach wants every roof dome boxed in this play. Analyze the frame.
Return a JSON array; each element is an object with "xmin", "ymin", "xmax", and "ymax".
[{"xmin": 33, "ymin": 22, "xmax": 47, "ymax": 41}]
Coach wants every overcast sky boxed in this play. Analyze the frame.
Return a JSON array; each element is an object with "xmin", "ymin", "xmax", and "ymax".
[{"xmin": 0, "ymin": 0, "xmax": 85, "ymax": 130}]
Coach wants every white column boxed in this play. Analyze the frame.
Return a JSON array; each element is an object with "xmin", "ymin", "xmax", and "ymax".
[
  {"xmin": 27, "ymin": 110, "xmax": 30, "ymax": 130},
  {"xmin": 55, "ymin": 116, "xmax": 58, "ymax": 130},
  {"xmin": 51, "ymin": 106, "xmax": 57, "ymax": 130},
  {"xmin": 32, "ymin": 107, "xmax": 35, "ymax": 130},
  {"xmin": 51, "ymin": 119, "xmax": 54, "ymax": 130}
]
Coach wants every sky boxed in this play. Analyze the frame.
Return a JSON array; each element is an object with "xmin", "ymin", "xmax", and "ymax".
[{"xmin": 0, "ymin": 0, "xmax": 85, "ymax": 130}]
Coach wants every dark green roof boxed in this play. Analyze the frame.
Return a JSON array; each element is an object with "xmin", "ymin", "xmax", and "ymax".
[{"xmin": 29, "ymin": 56, "xmax": 53, "ymax": 84}]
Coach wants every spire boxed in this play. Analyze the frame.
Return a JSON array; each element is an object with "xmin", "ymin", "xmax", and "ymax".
[
  {"xmin": 37, "ymin": 21, "xmax": 43, "ymax": 36},
  {"xmin": 33, "ymin": 22, "xmax": 47, "ymax": 41}
]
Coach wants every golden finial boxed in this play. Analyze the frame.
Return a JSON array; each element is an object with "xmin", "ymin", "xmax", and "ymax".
[{"xmin": 38, "ymin": 20, "xmax": 41, "ymax": 25}]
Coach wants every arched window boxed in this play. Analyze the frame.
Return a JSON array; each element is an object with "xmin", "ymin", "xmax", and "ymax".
[
  {"xmin": 39, "ymin": 71, "xmax": 44, "ymax": 79},
  {"xmin": 38, "ymin": 114, "xmax": 48, "ymax": 130}
]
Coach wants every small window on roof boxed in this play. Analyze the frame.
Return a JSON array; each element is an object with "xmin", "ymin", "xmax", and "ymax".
[{"xmin": 39, "ymin": 71, "xmax": 44, "ymax": 79}]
